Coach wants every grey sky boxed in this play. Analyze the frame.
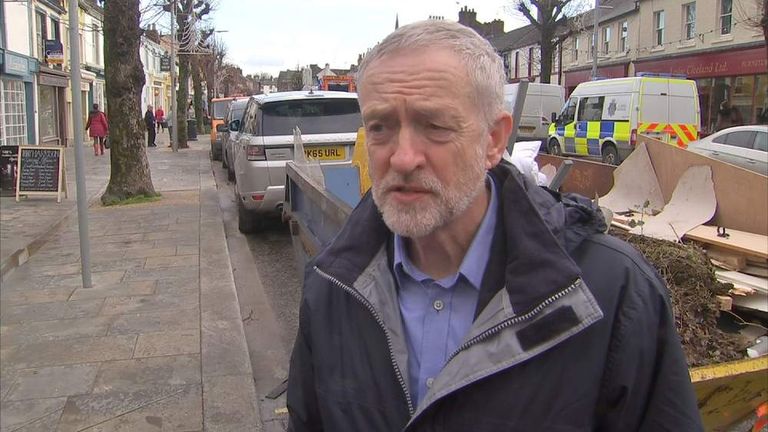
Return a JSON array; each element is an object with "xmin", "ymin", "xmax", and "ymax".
[{"xmin": 210, "ymin": 0, "xmax": 528, "ymax": 76}]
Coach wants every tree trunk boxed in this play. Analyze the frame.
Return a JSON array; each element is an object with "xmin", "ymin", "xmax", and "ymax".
[
  {"xmin": 539, "ymin": 40, "xmax": 553, "ymax": 84},
  {"xmin": 176, "ymin": 54, "xmax": 189, "ymax": 148},
  {"xmin": 102, "ymin": 0, "xmax": 156, "ymax": 203},
  {"xmin": 192, "ymin": 59, "xmax": 204, "ymax": 133}
]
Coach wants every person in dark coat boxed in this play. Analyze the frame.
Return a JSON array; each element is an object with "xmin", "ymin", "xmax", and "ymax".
[
  {"xmin": 85, "ymin": 103, "xmax": 108, "ymax": 156},
  {"xmin": 286, "ymin": 20, "xmax": 703, "ymax": 432},
  {"xmin": 144, "ymin": 105, "xmax": 156, "ymax": 147}
]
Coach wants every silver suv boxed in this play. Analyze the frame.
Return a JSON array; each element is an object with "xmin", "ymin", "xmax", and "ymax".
[{"xmin": 230, "ymin": 91, "xmax": 362, "ymax": 233}]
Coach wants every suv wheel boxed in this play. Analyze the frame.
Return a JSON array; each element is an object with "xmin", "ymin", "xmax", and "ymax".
[{"xmin": 237, "ymin": 197, "xmax": 259, "ymax": 233}]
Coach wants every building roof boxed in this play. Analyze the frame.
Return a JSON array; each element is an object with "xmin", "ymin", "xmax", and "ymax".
[{"xmin": 489, "ymin": 24, "xmax": 539, "ymax": 52}]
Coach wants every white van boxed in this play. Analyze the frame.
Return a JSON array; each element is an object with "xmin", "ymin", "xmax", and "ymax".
[
  {"xmin": 504, "ymin": 83, "xmax": 565, "ymax": 145},
  {"xmin": 547, "ymin": 75, "xmax": 700, "ymax": 164}
]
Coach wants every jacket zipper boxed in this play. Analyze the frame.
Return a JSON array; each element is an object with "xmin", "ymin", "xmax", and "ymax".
[
  {"xmin": 314, "ymin": 266, "xmax": 415, "ymax": 415},
  {"xmin": 447, "ymin": 280, "xmax": 580, "ymax": 363}
]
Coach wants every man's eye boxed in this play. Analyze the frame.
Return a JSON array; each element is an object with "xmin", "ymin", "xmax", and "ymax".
[
  {"xmin": 428, "ymin": 123, "xmax": 446, "ymax": 130},
  {"xmin": 367, "ymin": 123, "xmax": 385, "ymax": 133}
]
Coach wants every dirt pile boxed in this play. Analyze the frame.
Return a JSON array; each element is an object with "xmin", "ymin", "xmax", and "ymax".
[{"xmin": 610, "ymin": 229, "xmax": 746, "ymax": 367}]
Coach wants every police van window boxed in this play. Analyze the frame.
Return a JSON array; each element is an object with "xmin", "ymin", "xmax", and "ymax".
[
  {"xmin": 560, "ymin": 98, "xmax": 577, "ymax": 124},
  {"xmin": 577, "ymin": 96, "xmax": 605, "ymax": 122}
]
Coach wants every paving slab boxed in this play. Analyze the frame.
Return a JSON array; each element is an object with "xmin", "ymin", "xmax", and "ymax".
[
  {"xmin": 3, "ymin": 363, "xmax": 100, "ymax": 401},
  {"xmin": 92, "ymin": 355, "xmax": 200, "ymax": 394},
  {"xmin": 0, "ymin": 316, "xmax": 115, "ymax": 345},
  {"xmin": 1, "ymin": 335, "xmax": 137, "ymax": 369},
  {"xmin": 0, "ymin": 397, "xmax": 68, "ymax": 432},
  {"xmin": 133, "ymin": 329, "xmax": 200, "ymax": 358},
  {"xmin": 0, "ymin": 138, "xmax": 261, "ymax": 430}
]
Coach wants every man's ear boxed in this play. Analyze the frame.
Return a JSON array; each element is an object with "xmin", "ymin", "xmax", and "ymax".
[{"xmin": 485, "ymin": 112, "xmax": 513, "ymax": 169}]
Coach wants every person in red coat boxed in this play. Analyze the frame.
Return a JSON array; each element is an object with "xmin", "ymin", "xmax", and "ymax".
[
  {"xmin": 155, "ymin": 106, "xmax": 165, "ymax": 134},
  {"xmin": 85, "ymin": 104, "xmax": 108, "ymax": 156}
]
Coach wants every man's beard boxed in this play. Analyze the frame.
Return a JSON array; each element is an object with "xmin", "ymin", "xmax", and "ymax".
[{"xmin": 371, "ymin": 146, "xmax": 487, "ymax": 238}]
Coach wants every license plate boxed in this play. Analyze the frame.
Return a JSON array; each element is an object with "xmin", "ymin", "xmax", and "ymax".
[{"xmin": 304, "ymin": 146, "xmax": 346, "ymax": 161}]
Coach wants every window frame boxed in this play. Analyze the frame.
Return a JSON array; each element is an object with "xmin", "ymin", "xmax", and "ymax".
[
  {"xmin": 619, "ymin": 21, "xmax": 628, "ymax": 52},
  {"xmin": 720, "ymin": 0, "xmax": 733, "ymax": 35},
  {"xmin": 683, "ymin": 3, "xmax": 696, "ymax": 40},
  {"xmin": 602, "ymin": 26, "xmax": 611, "ymax": 55},
  {"xmin": 654, "ymin": 10, "xmax": 665, "ymax": 47},
  {"xmin": 35, "ymin": 11, "xmax": 47, "ymax": 60},
  {"xmin": 573, "ymin": 36, "xmax": 579, "ymax": 62}
]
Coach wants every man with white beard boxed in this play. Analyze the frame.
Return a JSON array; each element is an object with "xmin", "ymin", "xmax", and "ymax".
[{"xmin": 287, "ymin": 20, "xmax": 701, "ymax": 432}]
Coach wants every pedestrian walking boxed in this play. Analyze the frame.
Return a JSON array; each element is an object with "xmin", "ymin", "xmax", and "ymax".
[
  {"xmin": 166, "ymin": 110, "xmax": 174, "ymax": 148},
  {"xmin": 287, "ymin": 20, "xmax": 703, "ymax": 432},
  {"xmin": 85, "ymin": 103, "xmax": 108, "ymax": 156},
  {"xmin": 144, "ymin": 105, "xmax": 156, "ymax": 147},
  {"xmin": 155, "ymin": 105, "xmax": 165, "ymax": 134}
]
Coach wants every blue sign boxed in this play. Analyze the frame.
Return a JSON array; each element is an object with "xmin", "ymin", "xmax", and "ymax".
[{"xmin": 44, "ymin": 39, "xmax": 64, "ymax": 65}]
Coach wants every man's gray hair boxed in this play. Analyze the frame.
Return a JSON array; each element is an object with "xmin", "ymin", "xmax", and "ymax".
[{"xmin": 357, "ymin": 20, "xmax": 506, "ymax": 128}]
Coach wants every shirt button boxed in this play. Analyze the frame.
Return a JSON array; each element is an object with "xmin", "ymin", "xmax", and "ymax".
[
  {"xmin": 426, "ymin": 377, "xmax": 435, "ymax": 388},
  {"xmin": 433, "ymin": 299, "xmax": 444, "ymax": 311}
]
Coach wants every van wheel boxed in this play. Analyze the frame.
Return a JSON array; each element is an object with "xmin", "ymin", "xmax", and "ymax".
[
  {"xmin": 601, "ymin": 144, "xmax": 620, "ymax": 165},
  {"xmin": 547, "ymin": 139, "xmax": 562, "ymax": 156}
]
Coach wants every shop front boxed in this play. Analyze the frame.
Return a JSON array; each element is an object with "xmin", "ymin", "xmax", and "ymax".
[
  {"xmin": 1, "ymin": 50, "xmax": 38, "ymax": 194},
  {"xmin": 37, "ymin": 66, "xmax": 69, "ymax": 146},
  {"xmin": 635, "ymin": 44, "xmax": 767, "ymax": 136},
  {"xmin": 563, "ymin": 63, "xmax": 629, "ymax": 96}
]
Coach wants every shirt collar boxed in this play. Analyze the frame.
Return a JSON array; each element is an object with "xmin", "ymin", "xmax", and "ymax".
[{"xmin": 393, "ymin": 174, "xmax": 498, "ymax": 290}]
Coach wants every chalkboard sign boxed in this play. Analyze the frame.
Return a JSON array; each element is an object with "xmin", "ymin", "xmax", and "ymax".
[{"xmin": 16, "ymin": 146, "xmax": 67, "ymax": 202}]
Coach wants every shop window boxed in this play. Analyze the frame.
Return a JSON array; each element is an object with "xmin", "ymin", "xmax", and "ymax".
[
  {"xmin": 577, "ymin": 96, "xmax": 604, "ymax": 122},
  {"xmin": 720, "ymin": 0, "xmax": 732, "ymax": 35},
  {"xmin": 683, "ymin": 3, "xmax": 696, "ymax": 40},
  {"xmin": 1, "ymin": 80, "xmax": 28, "ymax": 146},
  {"xmin": 756, "ymin": 75, "xmax": 768, "ymax": 124},
  {"xmin": 38, "ymin": 86, "xmax": 59, "ymax": 142},
  {"xmin": 654, "ymin": 11, "xmax": 665, "ymax": 46}
]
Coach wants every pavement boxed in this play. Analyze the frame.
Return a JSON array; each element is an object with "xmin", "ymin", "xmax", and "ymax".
[{"xmin": 0, "ymin": 133, "xmax": 264, "ymax": 431}]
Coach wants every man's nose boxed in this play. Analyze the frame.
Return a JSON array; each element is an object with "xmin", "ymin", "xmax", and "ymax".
[{"xmin": 389, "ymin": 126, "xmax": 425, "ymax": 174}]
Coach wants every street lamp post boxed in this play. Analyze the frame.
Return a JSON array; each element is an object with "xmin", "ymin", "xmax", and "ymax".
[{"xmin": 170, "ymin": 0, "xmax": 178, "ymax": 152}]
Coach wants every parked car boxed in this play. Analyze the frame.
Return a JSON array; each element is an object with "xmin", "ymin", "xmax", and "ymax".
[
  {"xmin": 687, "ymin": 125, "xmax": 768, "ymax": 175},
  {"xmin": 503, "ymin": 82, "xmax": 564, "ymax": 147},
  {"xmin": 231, "ymin": 91, "xmax": 362, "ymax": 233},
  {"xmin": 548, "ymin": 74, "xmax": 700, "ymax": 164},
  {"xmin": 220, "ymin": 99, "xmax": 249, "ymax": 182},
  {"xmin": 210, "ymin": 96, "xmax": 246, "ymax": 161}
]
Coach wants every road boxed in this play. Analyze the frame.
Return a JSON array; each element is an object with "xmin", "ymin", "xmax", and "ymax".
[{"xmin": 211, "ymin": 158, "xmax": 300, "ymax": 431}]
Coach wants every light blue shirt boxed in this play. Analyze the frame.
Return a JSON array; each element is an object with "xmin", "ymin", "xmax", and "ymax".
[{"xmin": 394, "ymin": 176, "xmax": 498, "ymax": 405}]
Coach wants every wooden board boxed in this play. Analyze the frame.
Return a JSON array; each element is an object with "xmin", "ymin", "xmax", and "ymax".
[
  {"xmin": 640, "ymin": 136, "xmax": 768, "ymax": 236},
  {"xmin": 716, "ymin": 270, "xmax": 768, "ymax": 294},
  {"xmin": 685, "ymin": 225, "xmax": 768, "ymax": 259},
  {"xmin": 707, "ymin": 247, "xmax": 748, "ymax": 271}
]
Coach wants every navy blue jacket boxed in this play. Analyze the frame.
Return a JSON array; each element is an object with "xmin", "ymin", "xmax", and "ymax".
[{"xmin": 287, "ymin": 161, "xmax": 703, "ymax": 432}]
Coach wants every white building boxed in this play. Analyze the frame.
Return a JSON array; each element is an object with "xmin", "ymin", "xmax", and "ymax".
[{"xmin": 140, "ymin": 29, "xmax": 170, "ymax": 114}]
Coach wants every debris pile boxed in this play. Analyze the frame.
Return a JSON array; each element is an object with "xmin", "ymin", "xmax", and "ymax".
[{"xmin": 610, "ymin": 229, "xmax": 746, "ymax": 367}]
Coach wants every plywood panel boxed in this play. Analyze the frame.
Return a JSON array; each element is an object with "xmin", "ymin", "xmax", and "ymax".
[
  {"xmin": 685, "ymin": 225, "xmax": 768, "ymax": 259},
  {"xmin": 535, "ymin": 154, "xmax": 616, "ymax": 197},
  {"xmin": 640, "ymin": 136, "xmax": 768, "ymax": 235}
]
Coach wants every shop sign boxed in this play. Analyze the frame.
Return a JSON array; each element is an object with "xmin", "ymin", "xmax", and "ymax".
[
  {"xmin": 39, "ymin": 72, "xmax": 68, "ymax": 87},
  {"xmin": 635, "ymin": 46, "xmax": 768, "ymax": 79},
  {"xmin": 3, "ymin": 52, "xmax": 30, "ymax": 76},
  {"xmin": 44, "ymin": 40, "xmax": 64, "ymax": 65},
  {"xmin": 160, "ymin": 56, "xmax": 171, "ymax": 72}
]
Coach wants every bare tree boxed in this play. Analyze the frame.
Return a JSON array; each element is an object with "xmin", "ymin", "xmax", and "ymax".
[
  {"xmin": 160, "ymin": 0, "xmax": 212, "ymax": 148},
  {"xmin": 514, "ymin": 0, "xmax": 587, "ymax": 83},
  {"xmin": 101, "ymin": 0, "xmax": 156, "ymax": 203}
]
